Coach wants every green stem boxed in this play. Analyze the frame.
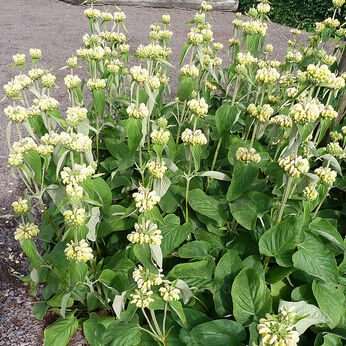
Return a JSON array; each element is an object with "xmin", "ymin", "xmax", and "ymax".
[
  {"xmin": 231, "ymin": 76, "xmax": 240, "ymax": 106},
  {"xmin": 249, "ymin": 120, "xmax": 259, "ymax": 149},
  {"xmin": 163, "ymin": 302, "xmax": 168, "ymax": 336},
  {"xmin": 150, "ymin": 309, "xmax": 163, "ymax": 338},
  {"xmin": 275, "ymin": 176, "xmax": 293, "ymax": 225},
  {"xmin": 206, "ymin": 137, "xmax": 222, "ymax": 193},
  {"xmin": 312, "ymin": 186, "xmax": 330, "ymax": 219},
  {"xmin": 142, "ymin": 308, "xmax": 159, "ymax": 337},
  {"xmin": 40, "ymin": 199, "xmax": 59, "ymax": 237},
  {"xmin": 94, "ymin": 107, "xmax": 100, "ymax": 165},
  {"xmin": 185, "ymin": 148, "xmax": 193, "ymax": 223}
]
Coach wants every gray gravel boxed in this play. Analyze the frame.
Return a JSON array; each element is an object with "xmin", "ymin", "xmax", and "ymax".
[{"xmin": 0, "ymin": 0, "xmax": 309, "ymax": 344}]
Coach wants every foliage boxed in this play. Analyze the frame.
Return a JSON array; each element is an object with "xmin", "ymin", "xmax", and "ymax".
[
  {"xmin": 3, "ymin": 0, "xmax": 346, "ymax": 345},
  {"xmin": 239, "ymin": 0, "xmax": 345, "ymax": 31}
]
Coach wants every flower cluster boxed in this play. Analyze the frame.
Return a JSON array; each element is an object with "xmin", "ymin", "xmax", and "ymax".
[
  {"xmin": 279, "ymin": 154, "xmax": 309, "ymax": 178},
  {"xmin": 63, "ymin": 208, "xmax": 86, "ymax": 228},
  {"xmin": 248, "ymin": 104, "xmax": 274, "ymax": 122},
  {"xmin": 12, "ymin": 137, "xmax": 37, "ymax": 154},
  {"xmin": 66, "ymin": 106, "xmax": 88, "ymax": 127},
  {"xmin": 237, "ymin": 52, "xmax": 257, "ymax": 66},
  {"xmin": 146, "ymin": 160, "xmax": 167, "ymax": 179},
  {"xmin": 34, "ymin": 95, "xmax": 59, "ymax": 112},
  {"xmin": 187, "ymin": 98, "xmax": 209, "ymax": 117},
  {"xmin": 130, "ymin": 289, "xmax": 154, "ymax": 308},
  {"xmin": 326, "ymin": 142, "xmax": 344, "ymax": 158},
  {"xmin": 242, "ymin": 20, "xmax": 268, "ymax": 36},
  {"xmin": 180, "ymin": 64, "xmax": 199, "ymax": 78},
  {"xmin": 151, "ymin": 128, "xmax": 170, "ymax": 146},
  {"xmin": 256, "ymin": 67, "xmax": 280, "ymax": 84},
  {"xmin": 8, "ymin": 153, "xmax": 24, "ymax": 166},
  {"xmin": 12, "ymin": 198, "xmax": 29, "ymax": 214},
  {"xmin": 87, "ymin": 78, "xmax": 106, "ymax": 90},
  {"xmin": 130, "ymin": 66, "xmax": 149, "ymax": 84},
  {"xmin": 315, "ymin": 166, "xmax": 337, "ymax": 185},
  {"xmin": 321, "ymin": 105, "xmax": 338, "ymax": 120},
  {"xmin": 159, "ymin": 283, "xmax": 180, "ymax": 302},
  {"xmin": 290, "ymin": 98, "xmax": 322, "ymax": 124},
  {"xmin": 133, "ymin": 265, "xmax": 163, "ymax": 293},
  {"xmin": 14, "ymin": 223, "xmax": 39, "ymax": 240},
  {"xmin": 61, "ymin": 164, "xmax": 95, "ymax": 186},
  {"xmin": 65, "ymin": 239, "xmax": 93, "ymax": 263},
  {"xmin": 181, "ymin": 128, "xmax": 207, "ymax": 145},
  {"xmin": 329, "ymin": 131, "xmax": 343, "ymax": 142},
  {"xmin": 126, "ymin": 103, "xmax": 149, "ymax": 119},
  {"xmin": 257, "ymin": 306, "xmax": 300, "ymax": 346},
  {"xmin": 236, "ymin": 147, "xmax": 261, "ymax": 163},
  {"xmin": 4, "ymin": 105, "xmax": 29, "ymax": 123},
  {"xmin": 269, "ymin": 114, "xmax": 293, "ymax": 128},
  {"xmin": 64, "ymin": 74, "xmax": 81, "ymax": 89},
  {"xmin": 133, "ymin": 185, "xmax": 160, "ymax": 213},
  {"xmin": 127, "ymin": 220, "xmax": 163, "ymax": 245},
  {"xmin": 303, "ymin": 184, "xmax": 318, "ymax": 201}
]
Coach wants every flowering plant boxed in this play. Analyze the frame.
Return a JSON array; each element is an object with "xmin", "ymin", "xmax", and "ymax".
[{"xmin": 3, "ymin": 1, "xmax": 346, "ymax": 345}]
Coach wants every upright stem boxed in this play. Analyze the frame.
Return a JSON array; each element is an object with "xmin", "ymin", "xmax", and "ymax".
[
  {"xmin": 275, "ymin": 176, "xmax": 293, "ymax": 225},
  {"xmin": 185, "ymin": 148, "xmax": 192, "ymax": 223},
  {"xmin": 312, "ymin": 186, "xmax": 330, "ymax": 219},
  {"xmin": 40, "ymin": 199, "xmax": 59, "ymax": 237},
  {"xmin": 249, "ymin": 120, "xmax": 259, "ymax": 149},
  {"xmin": 206, "ymin": 138, "xmax": 222, "ymax": 193},
  {"xmin": 150, "ymin": 309, "xmax": 163, "ymax": 338}
]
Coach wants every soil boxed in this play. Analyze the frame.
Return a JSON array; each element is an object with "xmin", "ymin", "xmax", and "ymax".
[{"xmin": 0, "ymin": 0, "xmax": 309, "ymax": 345}]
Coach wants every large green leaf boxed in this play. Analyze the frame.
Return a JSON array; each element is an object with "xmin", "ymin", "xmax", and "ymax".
[
  {"xmin": 161, "ymin": 214, "xmax": 192, "ymax": 256},
  {"xmin": 168, "ymin": 259, "xmax": 217, "ymax": 292},
  {"xmin": 292, "ymin": 233, "xmax": 339, "ymax": 285},
  {"xmin": 44, "ymin": 313, "xmax": 79, "ymax": 346},
  {"xmin": 190, "ymin": 320, "xmax": 246, "ymax": 346},
  {"xmin": 126, "ymin": 118, "xmax": 142, "ymax": 154},
  {"xmin": 229, "ymin": 191, "xmax": 272, "ymax": 230},
  {"xmin": 188, "ymin": 189, "xmax": 227, "ymax": 227},
  {"xmin": 312, "ymin": 280, "xmax": 344, "ymax": 329},
  {"xmin": 22, "ymin": 239, "xmax": 42, "ymax": 268},
  {"xmin": 309, "ymin": 218, "xmax": 345, "ymax": 252},
  {"xmin": 215, "ymin": 104, "xmax": 238, "ymax": 137},
  {"xmin": 177, "ymin": 75, "xmax": 196, "ymax": 101},
  {"xmin": 227, "ymin": 162, "xmax": 259, "ymax": 201},
  {"xmin": 213, "ymin": 250, "xmax": 243, "ymax": 316},
  {"xmin": 259, "ymin": 217, "xmax": 303, "ymax": 267},
  {"xmin": 83, "ymin": 313, "xmax": 114, "ymax": 346},
  {"xmin": 232, "ymin": 268, "xmax": 272, "ymax": 325},
  {"xmin": 278, "ymin": 300, "xmax": 331, "ymax": 335},
  {"xmin": 93, "ymin": 89, "xmax": 106, "ymax": 117},
  {"xmin": 105, "ymin": 319, "xmax": 141, "ymax": 346},
  {"xmin": 178, "ymin": 241, "xmax": 211, "ymax": 259},
  {"xmin": 93, "ymin": 177, "xmax": 112, "ymax": 208},
  {"xmin": 104, "ymin": 138, "xmax": 130, "ymax": 160},
  {"xmin": 24, "ymin": 151, "xmax": 42, "ymax": 185}
]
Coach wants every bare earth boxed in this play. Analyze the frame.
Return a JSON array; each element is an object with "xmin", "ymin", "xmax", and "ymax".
[{"xmin": 0, "ymin": 1, "xmax": 308, "ymax": 345}]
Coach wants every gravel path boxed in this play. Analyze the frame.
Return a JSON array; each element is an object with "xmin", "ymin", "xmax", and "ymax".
[{"xmin": 0, "ymin": 1, "xmax": 308, "ymax": 344}]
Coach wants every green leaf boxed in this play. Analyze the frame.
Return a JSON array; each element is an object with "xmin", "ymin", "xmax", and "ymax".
[
  {"xmin": 321, "ymin": 333, "xmax": 343, "ymax": 346},
  {"xmin": 278, "ymin": 300, "xmax": 331, "ymax": 335},
  {"xmin": 178, "ymin": 241, "xmax": 211, "ymax": 259},
  {"xmin": 126, "ymin": 118, "xmax": 142, "ymax": 154},
  {"xmin": 259, "ymin": 217, "xmax": 303, "ymax": 267},
  {"xmin": 83, "ymin": 313, "xmax": 114, "ymax": 346},
  {"xmin": 44, "ymin": 313, "xmax": 79, "ymax": 346},
  {"xmin": 33, "ymin": 301, "xmax": 48, "ymax": 320},
  {"xmin": 213, "ymin": 250, "xmax": 243, "ymax": 316},
  {"xmin": 177, "ymin": 75, "xmax": 196, "ymax": 101},
  {"xmin": 86, "ymin": 207, "xmax": 100, "ymax": 242},
  {"xmin": 105, "ymin": 138, "xmax": 130, "ymax": 160},
  {"xmin": 188, "ymin": 189, "xmax": 227, "ymax": 227},
  {"xmin": 93, "ymin": 89, "xmax": 106, "ymax": 117},
  {"xmin": 190, "ymin": 320, "xmax": 246, "ymax": 346},
  {"xmin": 161, "ymin": 214, "xmax": 192, "ymax": 256},
  {"xmin": 292, "ymin": 233, "xmax": 339, "ymax": 285},
  {"xmin": 266, "ymin": 266, "xmax": 295, "ymax": 284},
  {"xmin": 168, "ymin": 259, "xmax": 217, "ymax": 291},
  {"xmin": 215, "ymin": 104, "xmax": 238, "ymax": 137},
  {"xmin": 134, "ymin": 244, "xmax": 157, "ymax": 273},
  {"xmin": 105, "ymin": 319, "xmax": 141, "ymax": 346},
  {"xmin": 312, "ymin": 280, "xmax": 344, "ymax": 329},
  {"xmin": 199, "ymin": 171, "xmax": 231, "ymax": 181},
  {"xmin": 190, "ymin": 144, "xmax": 201, "ymax": 171},
  {"xmin": 226, "ymin": 162, "xmax": 259, "ymax": 201},
  {"xmin": 22, "ymin": 239, "xmax": 42, "ymax": 268},
  {"xmin": 24, "ymin": 151, "xmax": 42, "ymax": 185},
  {"xmin": 229, "ymin": 191, "xmax": 272, "ymax": 230},
  {"xmin": 232, "ymin": 268, "xmax": 272, "ymax": 325},
  {"xmin": 47, "ymin": 292, "xmax": 74, "ymax": 308},
  {"xmin": 93, "ymin": 177, "xmax": 112, "ymax": 209},
  {"xmin": 169, "ymin": 300, "xmax": 187, "ymax": 327},
  {"xmin": 309, "ymin": 218, "xmax": 345, "ymax": 252}
]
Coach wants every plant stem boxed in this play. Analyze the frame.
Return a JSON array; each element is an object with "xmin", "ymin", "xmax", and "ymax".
[
  {"xmin": 312, "ymin": 186, "xmax": 330, "ymax": 219},
  {"xmin": 163, "ymin": 302, "xmax": 168, "ymax": 336},
  {"xmin": 142, "ymin": 308, "xmax": 158, "ymax": 337},
  {"xmin": 185, "ymin": 147, "xmax": 192, "ymax": 223},
  {"xmin": 150, "ymin": 309, "xmax": 163, "ymax": 338},
  {"xmin": 249, "ymin": 120, "xmax": 259, "ymax": 149},
  {"xmin": 206, "ymin": 137, "xmax": 222, "ymax": 193},
  {"xmin": 39, "ymin": 199, "xmax": 59, "ymax": 237},
  {"xmin": 275, "ymin": 176, "xmax": 293, "ymax": 225},
  {"xmin": 231, "ymin": 76, "xmax": 240, "ymax": 106}
]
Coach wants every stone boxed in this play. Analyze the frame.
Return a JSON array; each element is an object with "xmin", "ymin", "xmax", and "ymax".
[{"xmin": 61, "ymin": 0, "xmax": 239, "ymax": 11}]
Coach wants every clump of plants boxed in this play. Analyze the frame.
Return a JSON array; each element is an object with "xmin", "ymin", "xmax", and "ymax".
[{"xmin": 2, "ymin": 0, "xmax": 346, "ymax": 345}]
